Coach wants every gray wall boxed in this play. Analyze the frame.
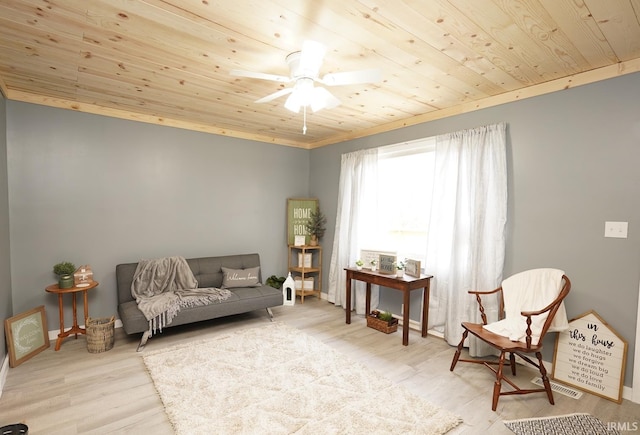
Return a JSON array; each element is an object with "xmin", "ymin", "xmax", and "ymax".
[
  {"xmin": 6, "ymin": 102, "xmax": 310, "ymax": 331},
  {"xmin": 4, "ymin": 72, "xmax": 639, "ymax": 388},
  {"xmin": 310, "ymin": 72, "xmax": 640, "ymax": 387},
  {"xmin": 0, "ymin": 93, "xmax": 10, "ymax": 365}
]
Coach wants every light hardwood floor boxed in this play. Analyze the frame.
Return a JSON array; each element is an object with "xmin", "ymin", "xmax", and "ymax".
[{"xmin": 1, "ymin": 299, "xmax": 638, "ymax": 434}]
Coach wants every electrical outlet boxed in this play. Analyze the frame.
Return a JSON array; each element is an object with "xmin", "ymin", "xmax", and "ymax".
[{"xmin": 604, "ymin": 221, "xmax": 628, "ymax": 238}]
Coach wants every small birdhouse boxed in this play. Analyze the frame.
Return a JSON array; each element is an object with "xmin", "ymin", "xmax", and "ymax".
[{"xmin": 282, "ymin": 272, "xmax": 295, "ymax": 306}]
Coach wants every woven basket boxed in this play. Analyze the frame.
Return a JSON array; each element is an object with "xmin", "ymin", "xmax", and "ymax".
[
  {"xmin": 366, "ymin": 315, "xmax": 398, "ymax": 334},
  {"xmin": 86, "ymin": 316, "xmax": 115, "ymax": 353}
]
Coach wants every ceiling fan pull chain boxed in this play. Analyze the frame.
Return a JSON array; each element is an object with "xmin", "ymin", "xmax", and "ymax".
[{"xmin": 303, "ymin": 105, "xmax": 308, "ymax": 135}]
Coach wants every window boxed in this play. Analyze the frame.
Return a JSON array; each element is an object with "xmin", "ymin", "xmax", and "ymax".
[{"xmin": 369, "ymin": 138, "xmax": 435, "ymax": 264}]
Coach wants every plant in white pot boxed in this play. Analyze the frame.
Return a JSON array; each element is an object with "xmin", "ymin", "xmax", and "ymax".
[
  {"xmin": 355, "ymin": 259, "xmax": 364, "ymax": 270},
  {"xmin": 53, "ymin": 261, "xmax": 76, "ymax": 289},
  {"xmin": 396, "ymin": 259, "xmax": 406, "ymax": 277},
  {"xmin": 370, "ymin": 259, "xmax": 377, "ymax": 271}
]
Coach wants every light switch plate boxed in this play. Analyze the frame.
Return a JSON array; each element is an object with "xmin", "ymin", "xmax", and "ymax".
[{"xmin": 604, "ymin": 221, "xmax": 628, "ymax": 238}]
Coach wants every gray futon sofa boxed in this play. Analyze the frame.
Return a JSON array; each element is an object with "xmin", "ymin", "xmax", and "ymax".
[{"xmin": 116, "ymin": 253, "xmax": 283, "ymax": 350}]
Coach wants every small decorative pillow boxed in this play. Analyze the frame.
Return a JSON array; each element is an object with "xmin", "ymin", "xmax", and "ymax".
[{"xmin": 221, "ymin": 266, "xmax": 261, "ymax": 288}]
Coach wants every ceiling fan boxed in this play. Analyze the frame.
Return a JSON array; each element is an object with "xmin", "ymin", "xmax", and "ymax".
[{"xmin": 230, "ymin": 40, "xmax": 381, "ymax": 134}]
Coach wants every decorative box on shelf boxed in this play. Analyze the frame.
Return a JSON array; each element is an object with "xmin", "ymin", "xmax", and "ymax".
[
  {"xmin": 366, "ymin": 311, "xmax": 399, "ymax": 334},
  {"xmin": 297, "ymin": 253, "xmax": 312, "ymax": 268},
  {"xmin": 294, "ymin": 277, "xmax": 314, "ymax": 290}
]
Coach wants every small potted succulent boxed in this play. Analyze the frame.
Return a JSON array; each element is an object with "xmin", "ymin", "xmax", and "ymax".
[
  {"xmin": 355, "ymin": 259, "xmax": 364, "ymax": 270},
  {"xmin": 53, "ymin": 261, "xmax": 76, "ymax": 289},
  {"xmin": 396, "ymin": 259, "xmax": 406, "ymax": 277},
  {"xmin": 370, "ymin": 259, "xmax": 377, "ymax": 272}
]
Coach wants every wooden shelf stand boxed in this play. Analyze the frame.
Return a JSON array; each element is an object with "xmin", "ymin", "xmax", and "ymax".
[{"xmin": 288, "ymin": 245, "xmax": 322, "ymax": 303}]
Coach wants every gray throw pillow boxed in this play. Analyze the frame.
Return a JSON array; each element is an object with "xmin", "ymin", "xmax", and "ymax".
[{"xmin": 221, "ymin": 266, "xmax": 261, "ymax": 288}]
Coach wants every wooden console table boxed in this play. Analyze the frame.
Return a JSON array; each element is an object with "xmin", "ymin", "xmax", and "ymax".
[
  {"xmin": 45, "ymin": 281, "xmax": 99, "ymax": 351},
  {"xmin": 344, "ymin": 268, "xmax": 432, "ymax": 346}
]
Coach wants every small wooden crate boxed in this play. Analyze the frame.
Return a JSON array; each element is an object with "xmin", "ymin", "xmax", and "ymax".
[
  {"xmin": 366, "ymin": 315, "xmax": 399, "ymax": 334},
  {"xmin": 86, "ymin": 316, "xmax": 115, "ymax": 353}
]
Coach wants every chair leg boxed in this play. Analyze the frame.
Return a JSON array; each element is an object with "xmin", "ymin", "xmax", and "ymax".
[
  {"xmin": 450, "ymin": 329, "xmax": 468, "ymax": 371},
  {"xmin": 492, "ymin": 352, "xmax": 506, "ymax": 411},
  {"xmin": 536, "ymin": 351, "xmax": 555, "ymax": 405},
  {"xmin": 509, "ymin": 352, "xmax": 516, "ymax": 375}
]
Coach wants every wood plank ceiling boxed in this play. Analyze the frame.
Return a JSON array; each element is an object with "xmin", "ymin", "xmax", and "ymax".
[{"xmin": 1, "ymin": 0, "xmax": 639, "ymax": 148}]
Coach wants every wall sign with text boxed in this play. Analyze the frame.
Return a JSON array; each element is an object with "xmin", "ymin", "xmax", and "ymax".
[
  {"xmin": 552, "ymin": 310, "xmax": 627, "ymax": 403},
  {"xmin": 4, "ymin": 305, "xmax": 50, "ymax": 367},
  {"xmin": 287, "ymin": 198, "xmax": 318, "ymax": 246}
]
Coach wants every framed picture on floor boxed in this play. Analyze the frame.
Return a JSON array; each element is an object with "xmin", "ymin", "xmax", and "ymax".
[{"xmin": 4, "ymin": 305, "xmax": 50, "ymax": 367}]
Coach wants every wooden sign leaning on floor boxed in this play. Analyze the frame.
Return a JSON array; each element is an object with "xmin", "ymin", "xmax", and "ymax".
[{"xmin": 5, "ymin": 305, "xmax": 50, "ymax": 367}]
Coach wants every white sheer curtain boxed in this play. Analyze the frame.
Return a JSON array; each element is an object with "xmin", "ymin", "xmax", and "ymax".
[
  {"xmin": 426, "ymin": 122, "xmax": 507, "ymax": 355},
  {"xmin": 327, "ymin": 149, "xmax": 378, "ymax": 313}
]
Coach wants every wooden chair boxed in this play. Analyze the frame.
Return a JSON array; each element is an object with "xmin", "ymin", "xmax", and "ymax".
[{"xmin": 450, "ymin": 269, "xmax": 571, "ymax": 411}]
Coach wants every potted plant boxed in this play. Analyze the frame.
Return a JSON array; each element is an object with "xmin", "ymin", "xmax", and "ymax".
[
  {"xmin": 355, "ymin": 260, "xmax": 364, "ymax": 270},
  {"xmin": 396, "ymin": 259, "xmax": 406, "ymax": 277},
  {"xmin": 53, "ymin": 261, "xmax": 76, "ymax": 289},
  {"xmin": 265, "ymin": 275, "xmax": 286, "ymax": 289},
  {"xmin": 367, "ymin": 309, "xmax": 399, "ymax": 333},
  {"xmin": 370, "ymin": 259, "xmax": 377, "ymax": 271},
  {"xmin": 305, "ymin": 208, "xmax": 327, "ymax": 246}
]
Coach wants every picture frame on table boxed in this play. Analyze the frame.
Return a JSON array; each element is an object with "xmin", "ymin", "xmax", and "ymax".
[
  {"xmin": 4, "ymin": 305, "xmax": 50, "ymax": 368},
  {"xmin": 405, "ymin": 259, "xmax": 422, "ymax": 277},
  {"xmin": 360, "ymin": 249, "xmax": 397, "ymax": 270},
  {"xmin": 378, "ymin": 254, "xmax": 397, "ymax": 275}
]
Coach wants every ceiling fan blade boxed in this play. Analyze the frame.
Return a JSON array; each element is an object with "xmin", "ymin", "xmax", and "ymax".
[
  {"xmin": 230, "ymin": 69, "xmax": 291, "ymax": 83},
  {"xmin": 310, "ymin": 87, "xmax": 341, "ymax": 112},
  {"xmin": 298, "ymin": 40, "xmax": 326, "ymax": 78},
  {"xmin": 320, "ymin": 68, "xmax": 382, "ymax": 86},
  {"xmin": 255, "ymin": 88, "xmax": 294, "ymax": 103}
]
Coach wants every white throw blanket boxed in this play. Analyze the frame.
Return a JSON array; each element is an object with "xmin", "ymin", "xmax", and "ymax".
[
  {"xmin": 483, "ymin": 268, "xmax": 568, "ymax": 344},
  {"xmin": 131, "ymin": 256, "xmax": 232, "ymax": 335}
]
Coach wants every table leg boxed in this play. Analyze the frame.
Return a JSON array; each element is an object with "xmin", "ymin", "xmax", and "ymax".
[
  {"xmin": 72, "ymin": 292, "xmax": 78, "ymax": 339},
  {"xmin": 55, "ymin": 294, "xmax": 65, "ymax": 351},
  {"xmin": 83, "ymin": 289, "xmax": 89, "ymax": 329},
  {"xmin": 422, "ymin": 283, "xmax": 430, "ymax": 338},
  {"xmin": 365, "ymin": 283, "xmax": 371, "ymax": 316},
  {"xmin": 346, "ymin": 274, "xmax": 352, "ymax": 324},
  {"xmin": 402, "ymin": 289, "xmax": 410, "ymax": 346}
]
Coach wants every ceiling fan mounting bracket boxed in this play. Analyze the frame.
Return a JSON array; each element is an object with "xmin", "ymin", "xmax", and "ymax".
[{"xmin": 285, "ymin": 51, "xmax": 313, "ymax": 81}]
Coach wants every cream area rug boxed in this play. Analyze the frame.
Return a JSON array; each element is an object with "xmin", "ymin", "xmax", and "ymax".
[{"xmin": 142, "ymin": 322, "xmax": 461, "ymax": 434}]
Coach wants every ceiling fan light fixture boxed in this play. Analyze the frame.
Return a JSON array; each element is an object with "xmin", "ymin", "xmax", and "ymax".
[
  {"xmin": 284, "ymin": 78, "xmax": 315, "ymax": 113},
  {"xmin": 284, "ymin": 92, "xmax": 301, "ymax": 113},
  {"xmin": 310, "ymin": 87, "xmax": 340, "ymax": 112}
]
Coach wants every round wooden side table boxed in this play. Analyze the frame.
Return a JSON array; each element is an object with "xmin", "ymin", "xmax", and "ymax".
[{"xmin": 45, "ymin": 281, "xmax": 99, "ymax": 351}]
